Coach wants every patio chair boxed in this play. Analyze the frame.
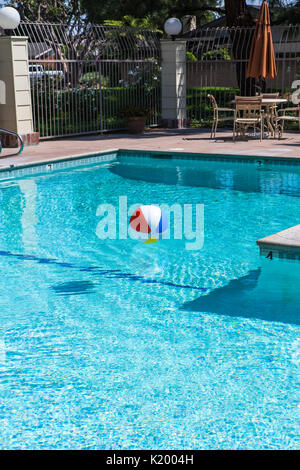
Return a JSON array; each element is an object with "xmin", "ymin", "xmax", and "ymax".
[
  {"xmin": 233, "ymin": 96, "xmax": 264, "ymax": 141},
  {"xmin": 207, "ymin": 94, "xmax": 235, "ymax": 139},
  {"xmin": 275, "ymin": 106, "xmax": 300, "ymax": 138}
]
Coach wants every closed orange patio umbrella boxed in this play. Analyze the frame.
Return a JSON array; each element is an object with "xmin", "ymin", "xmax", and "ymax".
[{"xmin": 246, "ymin": 1, "xmax": 277, "ymax": 80}]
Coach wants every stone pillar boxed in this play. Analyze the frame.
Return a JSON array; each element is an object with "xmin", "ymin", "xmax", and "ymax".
[
  {"xmin": 0, "ymin": 36, "xmax": 39, "ymax": 147},
  {"xmin": 161, "ymin": 40, "xmax": 186, "ymax": 129}
]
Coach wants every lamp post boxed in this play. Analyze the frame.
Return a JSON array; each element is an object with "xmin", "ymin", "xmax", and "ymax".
[
  {"xmin": 0, "ymin": 6, "xmax": 38, "ymax": 147},
  {"xmin": 163, "ymin": 18, "xmax": 182, "ymax": 41},
  {"xmin": 0, "ymin": 6, "xmax": 21, "ymax": 35},
  {"xmin": 161, "ymin": 18, "xmax": 186, "ymax": 128}
]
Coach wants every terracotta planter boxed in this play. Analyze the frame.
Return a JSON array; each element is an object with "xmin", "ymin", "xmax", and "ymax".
[{"xmin": 127, "ymin": 117, "xmax": 146, "ymax": 134}]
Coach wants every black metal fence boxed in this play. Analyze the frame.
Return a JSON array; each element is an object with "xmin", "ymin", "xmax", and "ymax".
[
  {"xmin": 14, "ymin": 22, "xmax": 300, "ymax": 136},
  {"xmin": 186, "ymin": 25, "xmax": 300, "ymax": 127},
  {"xmin": 16, "ymin": 22, "xmax": 161, "ymax": 139}
]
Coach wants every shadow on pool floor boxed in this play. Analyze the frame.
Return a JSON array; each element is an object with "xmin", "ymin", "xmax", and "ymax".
[{"xmin": 181, "ymin": 267, "xmax": 300, "ymax": 325}]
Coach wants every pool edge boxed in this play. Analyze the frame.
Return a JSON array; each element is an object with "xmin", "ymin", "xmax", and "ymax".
[
  {"xmin": 257, "ymin": 225, "xmax": 300, "ymax": 261},
  {"xmin": 1, "ymin": 147, "xmax": 300, "ymax": 175},
  {"xmin": 0, "ymin": 148, "xmax": 120, "ymax": 174}
]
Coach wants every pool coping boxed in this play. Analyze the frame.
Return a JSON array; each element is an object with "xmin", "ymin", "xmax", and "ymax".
[
  {"xmin": 1, "ymin": 146, "xmax": 300, "ymax": 261},
  {"xmin": 2, "ymin": 147, "xmax": 300, "ymax": 175},
  {"xmin": 0, "ymin": 148, "xmax": 120, "ymax": 174},
  {"xmin": 119, "ymin": 148, "xmax": 300, "ymax": 165},
  {"xmin": 257, "ymin": 225, "xmax": 300, "ymax": 261}
]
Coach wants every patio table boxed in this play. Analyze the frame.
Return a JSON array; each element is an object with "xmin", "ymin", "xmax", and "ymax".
[
  {"xmin": 231, "ymin": 98, "xmax": 287, "ymax": 138},
  {"xmin": 262, "ymin": 98, "xmax": 287, "ymax": 137},
  {"xmin": 231, "ymin": 98, "xmax": 287, "ymax": 104}
]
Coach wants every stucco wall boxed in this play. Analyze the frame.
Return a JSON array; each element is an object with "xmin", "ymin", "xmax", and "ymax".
[{"xmin": 0, "ymin": 36, "xmax": 33, "ymax": 134}]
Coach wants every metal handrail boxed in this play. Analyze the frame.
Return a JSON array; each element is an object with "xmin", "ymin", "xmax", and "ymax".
[{"xmin": 0, "ymin": 128, "xmax": 24, "ymax": 156}]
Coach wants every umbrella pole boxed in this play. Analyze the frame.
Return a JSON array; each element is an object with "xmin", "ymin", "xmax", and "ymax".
[{"xmin": 260, "ymin": 76, "xmax": 267, "ymax": 94}]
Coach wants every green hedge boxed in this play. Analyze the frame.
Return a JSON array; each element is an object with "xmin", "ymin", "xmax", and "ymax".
[
  {"xmin": 32, "ymin": 84, "xmax": 298, "ymax": 136},
  {"xmin": 32, "ymin": 85, "xmax": 160, "ymax": 137},
  {"xmin": 187, "ymin": 86, "xmax": 298, "ymax": 129},
  {"xmin": 187, "ymin": 86, "xmax": 239, "ymax": 127}
]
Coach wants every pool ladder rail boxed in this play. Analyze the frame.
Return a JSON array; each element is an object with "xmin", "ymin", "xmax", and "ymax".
[{"xmin": 0, "ymin": 127, "xmax": 24, "ymax": 156}]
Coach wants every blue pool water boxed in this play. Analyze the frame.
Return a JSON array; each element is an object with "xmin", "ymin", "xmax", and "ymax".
[{"xmin": 0, "ymin": 151, "xmax": 299, "ymax": 449}]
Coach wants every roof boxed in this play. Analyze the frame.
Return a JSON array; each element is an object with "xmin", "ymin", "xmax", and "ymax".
[
  {"xmin": 182, "ymin": 5, "xmax": 261, "ymax": 36},
  {"xmin": 28, "ymin": 42, "xmax": 54, "ymax": 59}
]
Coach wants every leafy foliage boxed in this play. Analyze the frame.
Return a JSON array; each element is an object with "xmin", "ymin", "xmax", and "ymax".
[
  {"xmin": 118, "ymin": 106, "xmax": 152, "ymax": 118},
  {"xmin": 6, "ymin": 1, "xmax": 83, "ymax": 23},
  {"xmin": 187, "ymin": 85, "xmax": 299, "ymax": 130},
  {"xmin": 269, "ymin": 1, "xmax": 300, "ymax": 24},
  {"xmin": 187, "ymin": 86, "xmax": 238, "ymax": 126},
  {"xmin": 202, "ymin": 48, "xmax": 231, "ymax": 61},
  {"xmin": 82, "ymin": 0, "xmax": 223, "ymax": 29},
  {"xmin": 30, "ymin": 73, "xmax": 160, "ymax": 136},
  {"xmin": 5, "ymin": 0, "xmax": 300, "ymax": 30},
  {"xmin": 8, "ymin": 1, "xmax": 97, "ymax": 87},
  {"xmin": 186, "ymin": 51, "xmax": 197, "ymax": 62}
]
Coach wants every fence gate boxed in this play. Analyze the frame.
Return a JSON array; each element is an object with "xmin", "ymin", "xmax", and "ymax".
[
  {"xmin": 186, "ymin": 25, "xmax": 300, "ymax": 128},
  {"xmin": 15, "ymin": 22, "xmax": 161, "ymax": 139}
]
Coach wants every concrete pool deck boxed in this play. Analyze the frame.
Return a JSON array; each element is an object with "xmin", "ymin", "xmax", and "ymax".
[
  {"xmin": 0, "ymin": 127, "xmax": 299, "ymax": 259},
  {"xmin": 0, "ymin": 128, "xmax": 300, "ymax": 168},
  {"xmin": 257, "ymin": 225, "xmax": 300, "ymax": 261}
]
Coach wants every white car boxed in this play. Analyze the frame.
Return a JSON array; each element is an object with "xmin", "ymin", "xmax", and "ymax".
[{"xmin": 29, "ymin": 64, "xmax": 64, "ymax": 81}]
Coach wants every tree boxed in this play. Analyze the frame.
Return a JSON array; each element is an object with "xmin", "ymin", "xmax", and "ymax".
[
  {"xmin": 81, "ymin": 0, "xmax": 224, "ymax": 29},
  {"xmin": 223, "ymin": 1, "xmax": 256, "ymax": 95},
  {"xmin": 6, "ymin": 1, "xmax": 96, "ymax": 86},
  {"xmin": 225, "ymin": 0, "xmax": 248, "ymax": 27},
  {"xmin": 269, "ymin": 1, "xmax": 300, "ymax": 24},
  {"xmin": 6, "ymin": 0, "xmax": 78, "ymax": 23}
]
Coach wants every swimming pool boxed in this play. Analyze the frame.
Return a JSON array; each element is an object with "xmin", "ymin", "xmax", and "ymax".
[{"xmin": 0, "ymin": 150, "xmax": 299, "ymax": 449}]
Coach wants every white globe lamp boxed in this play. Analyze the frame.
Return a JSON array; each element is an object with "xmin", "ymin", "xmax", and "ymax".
[
  {"xmin": 0, "ymin": 7, "xmax": 21, "ymax": 30},
  {"xmin": 164, "ymin": 18, "xmax": 182, "ymax": 40}
]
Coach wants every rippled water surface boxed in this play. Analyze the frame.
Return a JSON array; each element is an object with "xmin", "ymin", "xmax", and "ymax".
[{"xmin": 0, "ymin": 152, "xmax": 299, "ymax": 449}]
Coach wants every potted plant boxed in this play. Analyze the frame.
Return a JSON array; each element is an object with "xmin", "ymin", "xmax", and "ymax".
[{"xmin": 118, "ymin": 106, "xmax": 152, "ymax": 134}]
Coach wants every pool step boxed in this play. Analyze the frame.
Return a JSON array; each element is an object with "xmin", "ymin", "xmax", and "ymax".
[{"xmin": 257, "ymin": 224, "xmax": 300, "ymax": 261}]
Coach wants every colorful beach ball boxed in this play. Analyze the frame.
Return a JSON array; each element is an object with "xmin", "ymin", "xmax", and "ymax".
[{"xmin": 129, "ymin": 205, "xmax": 168, "ymax": 243}]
